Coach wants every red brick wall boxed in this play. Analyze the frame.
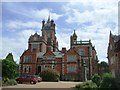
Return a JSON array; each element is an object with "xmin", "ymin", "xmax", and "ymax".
[
  {"xmin": 63, "ymin": 48, "xmax": 84, "ymax": 80},
  {"xmin": 20, "ymin": 49, "xmax": 37, "ymax": 75},
  {"xmin": 55, "ymin": 58, "xmax": 62, "ymax": 74},
  {"xmin": 91, "ymin": 49, "xmax": 98, "ymax": 75}
]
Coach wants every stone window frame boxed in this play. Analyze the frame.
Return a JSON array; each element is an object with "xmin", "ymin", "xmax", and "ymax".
[
  {"xmin": 23, "ymin": 65, "xmax": 32, "ymax": 73},
  {"xmin": 67, "ymin": 64, "xmax": 76, "ymax": 73},
  {"xmin": 24, "ymin": 56, "xmax": 32, "ymax": 63},
  {"xmin": 33, "ymin": 36, "xmax": 37, "ymax": 41},
  {"xmin": 31, "ymin": 43, "xmax": 38, "ymax": 50},
  {"xmin": 67, "ymin": 55, "xmax": 76, "ymax": 62},
  {"xmin": 79, "ymin": 48, "xmax": 85, "ymax": 56}
]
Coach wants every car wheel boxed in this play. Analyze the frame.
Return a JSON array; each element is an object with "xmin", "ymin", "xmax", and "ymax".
[
  {"xmin": 30, "ymin": 81, "xmax": 36, "ymax": 84},
  {"xmin": 17, "ymin": 80, "xmax": 21, "ymax": 84},
  {"xmin": 33, "ymin": 82, "xmax": 36, "ymax": 84}
]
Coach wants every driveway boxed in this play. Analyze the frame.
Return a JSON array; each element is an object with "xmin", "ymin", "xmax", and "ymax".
[{"xmin": 2, "ymin": 81, "xmax": 82, "ymax": 89}]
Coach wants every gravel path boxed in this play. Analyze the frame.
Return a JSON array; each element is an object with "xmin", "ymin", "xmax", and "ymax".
[{"xmin": 2, "ymin": 81, "xmax": 82, "ymax": 88}]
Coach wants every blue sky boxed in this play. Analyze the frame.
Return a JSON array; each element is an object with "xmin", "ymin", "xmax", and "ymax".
[{"xmin": 1, "ymin": 0, "xmax": 119, "ymax": 63}]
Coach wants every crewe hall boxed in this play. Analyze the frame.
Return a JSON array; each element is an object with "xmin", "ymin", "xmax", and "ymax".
[{"xmin": 20, "ymin": 16, "xmax": 98, "ymax": 81}]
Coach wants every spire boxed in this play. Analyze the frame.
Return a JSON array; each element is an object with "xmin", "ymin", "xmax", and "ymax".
[
  {"xmin": 110, "ymin": 30, "xmax": 113, "ymax": 37},
  {"xmin": 47, "ymin": 14, "xmax": 50, "ymax": 23},
  {"xmin": 73, "ymin": 29, "xmax": 77, "ymax": 37},
  {"xmin": 74, "ymin": 29, "xmax": 75, "ymax": 34}
]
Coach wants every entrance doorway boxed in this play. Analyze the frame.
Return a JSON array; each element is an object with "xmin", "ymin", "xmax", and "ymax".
[{"xmin": 37, "ymin": 66, "xmax": 41, "ymax": 75}]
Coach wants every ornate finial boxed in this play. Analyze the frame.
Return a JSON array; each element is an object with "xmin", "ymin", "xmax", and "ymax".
[
  {"xmin": 47, "ymin": 13, "xmax": 50, "ymax": 22},
  {"xmin": 74, "ymin": 29, "xmax": 75, "ymax": 33},
  {"xmin": 110, "ymin": 30, "xmax": 113, "ymax": 36},
  {"xmin": 73, "ymin": 29, "xmax": 77, "ymax": 37}
]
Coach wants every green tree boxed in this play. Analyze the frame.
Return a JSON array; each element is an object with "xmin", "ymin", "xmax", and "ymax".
[
  {"xmin": 2, "ymin": 53, "xmax": 19, "ymax": 80},
  {"xmin": 100, "ymin": 73, "xmax": 118, "ymax": 90},
  {"xmin": 98, "ymin": 61, "xmax": 109, "ymax": 75},
  {"xmin": 92, "ymin": 74, "xmax": 101, "ymax": 87}
]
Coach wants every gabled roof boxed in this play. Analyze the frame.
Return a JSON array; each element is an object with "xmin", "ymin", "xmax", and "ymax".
[
  {"xmin": 28, "ymin": 32, "xmax": 43, "ymax": 42},
  {"xmin": 53, "ymin": 52, "xmax": 63, "ymax": 58},
  {"xmin": 21, "ymin": 49, "xmax": 35, "ymax": 57},
  {"xmin": 66, "ymin": 47, "xmax": 78, "ymax": 55},
  {"xmin": 43, "ymin": 50, "xmax": 55, "ymax": 56},
  {"xmin": 36, "ymin": 52, "xmax": 45, "ymax": 58}
]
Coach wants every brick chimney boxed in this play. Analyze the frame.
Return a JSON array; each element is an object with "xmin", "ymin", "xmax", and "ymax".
[{"xmin": 62, "ymin": 47, "xmax": 66, "ymax": 53}]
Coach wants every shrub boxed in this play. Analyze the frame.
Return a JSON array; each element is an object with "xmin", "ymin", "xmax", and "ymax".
[
  {"xmin": 99, "ymin": 73, "xmax": 118, "ymax": 90},
  {"xmin": 2, "ymin": 79, "xmax": 17, "ymax": 86},
  {"xmin": 92, "ymin": 74, "xmax": 101, "ymax": 87},
  {"xmin": 7, "ymin": 79, "xmax": 17, "ymax": 85},
  {"xmin": 39, "ymin": 69, "xmax": 60, "ymax": 81},
  {"xmin": 75, "ymin": 82, "xmax": 97, "ymax": 90}
]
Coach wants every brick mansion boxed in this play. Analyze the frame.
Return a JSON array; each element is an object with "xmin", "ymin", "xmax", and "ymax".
[{"xmin": 20, "ymin": 16, "xmax": 99, "ymax": 81}]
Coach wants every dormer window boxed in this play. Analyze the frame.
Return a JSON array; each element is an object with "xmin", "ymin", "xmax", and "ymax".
[
  {"xmin": 32, "ymin": 43, "xmax": 38, "ymax": 50},
  {"xmin": 33, "ymin": 36, "xmax": 37, "ymax": 41}
]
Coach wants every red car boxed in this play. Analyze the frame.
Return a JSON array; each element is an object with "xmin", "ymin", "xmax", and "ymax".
[
  {"xmin": 16, "ymin": 75, "xmax": 38, "ymax": 84},
  {"xmin": 35, "ymin": 75, "xmax": 42, "ymax": 82}
]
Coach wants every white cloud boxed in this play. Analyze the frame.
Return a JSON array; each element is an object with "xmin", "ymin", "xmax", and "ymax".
[
  {"xmin": 56, "ymin": 32, "xmax": 70, "ymax": 50},
  {"xmin": 6, "ymin": 4, "xmax": 63, "ymax": 21},
  {"xmin": 6, "ymin": 20, "xmax": 41, "ymax": 30},
  {"xmin": 65, "ymin": 5, "xmax": 118, "ymax": 25},
  {"xmin": 31, "ymin": 9, "xmax": 62, "ymax": 21},
  {"xmin": 66, "ymin": 9, "xmax": 93, "ymax": 24},
  {"xmin": 1, "ymin": 29, "xmax": 36, "ymax": 63},
  {"xmin": 2, "ymin": 0, "xmax": 71, "ymax": 2}
]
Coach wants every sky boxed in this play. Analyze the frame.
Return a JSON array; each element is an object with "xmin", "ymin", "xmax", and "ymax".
[{"xmin": 1, "ymin": 0, "xmax": 119, "ymax": 63}]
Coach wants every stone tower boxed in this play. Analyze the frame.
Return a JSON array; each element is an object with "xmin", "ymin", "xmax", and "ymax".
[{"xmin": 41, "ymin": 16, "xmax": 58, "ymax": 52}]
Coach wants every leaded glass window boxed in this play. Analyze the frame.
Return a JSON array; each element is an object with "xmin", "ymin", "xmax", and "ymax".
[
  {"xmin": 24, "ymin": 56, "xmax": 32, "ymax": 63},
  {"xmin": 67, "ymin": 55, "xmax": 76, "ymax": 62},
  {"xmin": 79, "ymin": 48, "xmax": 85, "ymax": 56},
  {"xmin": 67, "ymin": 64, "xmax": 76, "ymax": 73}
]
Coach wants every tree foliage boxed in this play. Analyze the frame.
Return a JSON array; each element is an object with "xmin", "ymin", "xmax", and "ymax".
[
  {"xmin": 2, "ymin": 53, "xmax": 19, "ymax": 80},
  {"xmin": 92, "ymin": 74, "xmax": 101, "ymax": 87},
  {"xmin": 98, "ymin": 61, "xmax": 109, "ymax": 75},
  {"xmin": 99, "ymin": 73, "xmax": 118, "ymax": 90}
]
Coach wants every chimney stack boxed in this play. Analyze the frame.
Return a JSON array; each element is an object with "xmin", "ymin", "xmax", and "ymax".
[{"xmin": 62, "ymin": 47, "xmax": 66, "ymax": 53}]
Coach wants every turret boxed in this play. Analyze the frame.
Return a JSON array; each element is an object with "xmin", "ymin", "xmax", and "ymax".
[
  {"xmin": 70, "ymin": 30, "xmax": 77, "ymax": 48},
  {"xmin": 73, "ymin": 30, "xmax": 77, "ymax": 41},
  {"xmin": 41, "ymin": 15, "xmax": 58, "ymax": 52},
  {"xmin": 42, "ymin": 20, "xmax": 45, "ymax": 27},
  {"xmin": 51, "ymin": 19, "xmax": 54, "ymax": 26},
  {"xmin": 47, "ymin": 15, "xmax": 50, "ymax": 23}
]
